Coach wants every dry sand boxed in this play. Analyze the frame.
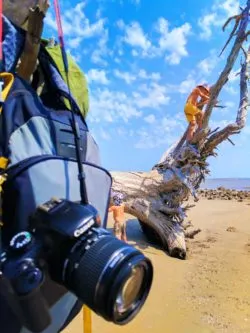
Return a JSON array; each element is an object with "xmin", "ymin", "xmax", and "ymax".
[{"xmin": 63, "ymin": 198, "xmax": 250, "ymax": 333}]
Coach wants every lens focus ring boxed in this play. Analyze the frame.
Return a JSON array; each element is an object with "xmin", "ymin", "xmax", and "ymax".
[{"xmin": 69, "ymin": 236, "xmax": 128, "ymax": 308}]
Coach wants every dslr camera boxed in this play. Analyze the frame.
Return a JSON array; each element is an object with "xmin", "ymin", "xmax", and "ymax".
[{"xmin": 0, "ymin": 197, "xmax": 153, "ymax": 332}]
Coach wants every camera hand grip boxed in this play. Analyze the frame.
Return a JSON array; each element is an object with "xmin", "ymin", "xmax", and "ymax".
[{"xmin": 17, "ymin": 286, "xmax": 52, "ymax": 333}]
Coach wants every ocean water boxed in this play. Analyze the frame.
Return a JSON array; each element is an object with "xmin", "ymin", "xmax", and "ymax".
[{"xmin": 200, "ymin": 178, "xmax": 250, "ymax": 191}]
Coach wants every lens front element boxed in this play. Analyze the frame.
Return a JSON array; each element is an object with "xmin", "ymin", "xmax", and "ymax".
[{"xmin": 114, "ymin": 264, "xmax": 146, "ymax": 319}]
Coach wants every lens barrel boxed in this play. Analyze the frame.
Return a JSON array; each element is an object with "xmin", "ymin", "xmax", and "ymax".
[{"xmin": 65, "ymin": 233, "xmax": 153, "ymax": 324}]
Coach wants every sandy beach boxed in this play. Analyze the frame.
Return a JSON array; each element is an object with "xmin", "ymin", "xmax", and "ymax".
[{"xmin": 63, "ymin": 198, "xmax": 250, "ymax": 333}]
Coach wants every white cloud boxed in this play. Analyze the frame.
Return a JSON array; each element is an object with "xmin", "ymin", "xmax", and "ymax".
[
  {"xmin": 67, "ymin": 37, "xmax": 82, "ymax": 49},
  {"xmin": 87, "ymin": 69, "xmax": 110, "ymax": 85},
  {"xmin": 118, "ymin": 20, "xmax": 152, "ymax": 52},
  {"xmin": 138, "ymin": 69, "xmax": 161, "ymax": 81},
  {"xmin": 198, "ymin": 13, "xmax": 217, "ymax": 40},
  {"xmin": 91, "ymin": 29, "xmax": 111, "ymax": 66},
  {"xmin": 117, "ymin": 17, "xmax": 192, "ymax": 64},
  {"xmin": 144, "ymin": 114, "xmax": 156, "ymax": 124},
  {"xmin": 198, "ymin": 0, "xmax": 240, "ymax": 40},
  {"xmin": 45, "ymin": 2, "xmax": 108, "ymax": 62},
  {"xmin": 134, "ymin": 82, "xmax": 170, "ymax": 109},
  {"xmin": 135, "ymin": 116, "xmax": 185, "ymax": 149},
  {"xmin": 117, "ymin": 18, "xmax": 192, "ymax": 64},
  {"xmin": 155, "ymin": 18, "xmax": 192, "ymax": 65},
  {"xmin": 46, "ymin": 3, "xmax": 106, "ymax": 38},
  {"xmin": 88, "ymin": 82, "xmax": 170, "ymax": 124},
  {"xmin": 178, "ymin": 75, "xmax": 196, "ymax": 94},
  {"xmin": 197, "ymin": 51, "xmax": 219, "ymax": 75},
  {"xmin": 88, "ymin": 88, "xmax": 142, "ymax": 123},
  {"xmin": 114, "ymin": 70, "xmax": 136, "ymax": 84}
]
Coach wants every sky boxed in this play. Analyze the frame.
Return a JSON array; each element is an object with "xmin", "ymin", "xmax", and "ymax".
[{"xmin": 44, "ymin": 0, "xmax": 250, "ymax": 178}]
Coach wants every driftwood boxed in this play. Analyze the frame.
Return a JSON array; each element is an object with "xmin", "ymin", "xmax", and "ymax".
[
  {"xmin": 111, "ymin": 1, "xmax": 250, "ymax": 259},
  {"xmin": 3, "ymin": 1, "xmax": 250, "ymax": 260}
]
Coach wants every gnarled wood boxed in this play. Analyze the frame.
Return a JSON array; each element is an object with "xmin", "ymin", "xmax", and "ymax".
[{"xmin": 111, "ymin": 1, "xmax": 250, "ymax": 259}]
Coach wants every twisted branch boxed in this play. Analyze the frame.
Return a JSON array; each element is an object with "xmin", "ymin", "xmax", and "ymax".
[{"xmin": 202, "ymin": 1, "xmax": 250, "ymax": 128}]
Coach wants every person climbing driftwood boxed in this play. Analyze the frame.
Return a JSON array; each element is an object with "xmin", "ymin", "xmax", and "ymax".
[{"xmin": 184, "ymin": 84, "xmax": 211, "ymax": 142}]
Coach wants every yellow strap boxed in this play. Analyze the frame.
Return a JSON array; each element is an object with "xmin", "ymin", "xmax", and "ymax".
[
  {"xmin": 0, "ymin": 72, "xmax": 15, "ymax": 113},
  {"xmin": 0, "ymin": 72, "xmax": 13, "ymax": 192},
  {"xmin": 0, "ymin": 157, "xmax": 8, "ymax": 169},
  {"xmin": 83, "ymin": 306, "xmax": 92, "ymax": 333}
]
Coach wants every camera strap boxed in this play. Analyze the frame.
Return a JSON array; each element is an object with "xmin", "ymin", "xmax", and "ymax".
[
  {"xmin": 53, "ymin": 1, "xmax": 93, "ymax": 332},
  {"xmin": 53, "ymin": 0, "xmax": 89, "ymax": 206}
]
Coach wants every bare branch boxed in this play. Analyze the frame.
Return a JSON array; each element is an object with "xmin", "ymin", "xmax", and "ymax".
[
  {"xmin": 202, "ymin": 2, "xmax": 250, "ymax": 128},
  {"xmin": 203, "ymin": 45, "xmax": 249, "ymax": 154},
  {"xmin": 219, "ymin": 14, "xmax": 243, "ymax": 57}
]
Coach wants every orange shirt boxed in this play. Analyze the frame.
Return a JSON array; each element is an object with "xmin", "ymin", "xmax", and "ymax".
[{"xmin": 109, "ymin": 205, "xmax": 125, "ymax": 223}]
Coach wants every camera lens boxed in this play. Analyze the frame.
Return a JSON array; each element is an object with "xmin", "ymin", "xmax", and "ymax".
[
  {"xmin": 64, "ymin": 233, "xmax": 153, "ymax": 324},
  {"xmin": 115, "ymin": 265, "xmax": 144, "ymax": 312}
]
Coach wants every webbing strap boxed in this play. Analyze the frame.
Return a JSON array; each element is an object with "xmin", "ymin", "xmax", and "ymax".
[
  {"xmin": 53, "ymin": 1, "xmax": 92, "ymax": 331},
  {"xmin": 83, "ymin": 306, "xmax": 92, "ymax": 333}
]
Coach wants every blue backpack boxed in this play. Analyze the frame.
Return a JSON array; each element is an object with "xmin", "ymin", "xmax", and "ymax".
[{"xmin": 0, "ymin": 17, "xmax": 112, "ymax": 333}]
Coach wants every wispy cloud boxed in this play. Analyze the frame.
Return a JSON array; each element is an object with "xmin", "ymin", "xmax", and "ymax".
[
  {"xmin": 134, "ymin": 82, "xmax": 170, "ymax": 109},
  {"xmin": 198, "ymin": 0, "xmax": 240, "ymax": 40},
  {"xmin": 197, "ymin": 50, "xmax": 219, "ymax": 75},
  {"xmin": 135, "ymin": 116, "xmax": 185, "ymax": 149},
  {"xmin": 117, "ymin": 20, "xmax": 152, "ymax": 52},
  {"xmin": 144, "ymin": 114, "xmax": 156, "ymax": 124},
  {"xmin": 45, "ymin": 2, "xmax": 108, "ymax": 59},
  {"xmin": 88, "ymin": 88, "xmax": 142, "ymax": 123},
  {"xmin": 138, "ymin": 69, "xmax": 161, "ymax": 81},
  {"xmin": 87, "ymin": 69, "xmax": 110, "ymax": 85},
  {"xmin": 117, "ymin": 18, "xmax": 192, "ymax": 64},
  {"xmin": 114, "ymin": 69, "xmax": 136, "ymax": 84},
  {"xmin": 155, "ymin": 18, "xmax": 192, "ymax": 64},
  {"xmin": 178, "ymin": 75, "xmax": 197, "ymax": 94},
  {"xmin": 46, "ymin": 3, "xmax": 106, "ymax": 38},
  {"xmin": 91, "ymin": 29, "xmax": 111, "ymax": 66}
]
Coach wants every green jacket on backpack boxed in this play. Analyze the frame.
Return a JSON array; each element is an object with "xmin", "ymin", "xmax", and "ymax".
[{"xmin": 46, "ymin": 43, "xmax": 89, "ymax": 118}]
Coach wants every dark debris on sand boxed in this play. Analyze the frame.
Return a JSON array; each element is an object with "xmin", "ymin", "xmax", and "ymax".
[{"xmin": 198, "ymin": 187, "xmax": 250, "ymax": 202}]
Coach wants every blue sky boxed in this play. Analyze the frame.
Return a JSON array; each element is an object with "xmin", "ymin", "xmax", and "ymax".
[{"xmin": 44, "ymin": 0, "xmax": 250, "ymax": 178}]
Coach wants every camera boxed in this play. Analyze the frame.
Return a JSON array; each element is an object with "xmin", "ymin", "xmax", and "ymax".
[{"xmin": 0, "ymin": 198, "xmax": 153, "ymax": 332}]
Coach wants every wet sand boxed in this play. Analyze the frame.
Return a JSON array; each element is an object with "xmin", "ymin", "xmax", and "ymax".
[{"xmin": 63, "ymin": 198, "xmax": 250, "ymax": 333}]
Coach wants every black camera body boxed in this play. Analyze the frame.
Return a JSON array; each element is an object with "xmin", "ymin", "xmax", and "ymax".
[
  {"xmin": 1, "ymin": 198, "xmax": 101, "ymax": 292},
  {"xmin": 0, "ymin": 198, "xmax": 153, "ymax": 333}
]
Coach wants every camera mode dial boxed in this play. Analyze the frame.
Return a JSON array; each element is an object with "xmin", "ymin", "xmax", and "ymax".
[{"xmin": 9, "ymin": 231, "xmax": 33, "ymax": 252}]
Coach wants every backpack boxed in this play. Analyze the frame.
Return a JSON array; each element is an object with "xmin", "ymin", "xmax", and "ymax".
[{"xmin": 0, "ymin": 20, "xmax": 112, "ymax": 333}]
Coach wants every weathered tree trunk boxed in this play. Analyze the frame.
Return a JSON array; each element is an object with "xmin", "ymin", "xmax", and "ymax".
[{"xmin": 111, "ymin": 1, "xmax": 250, "ymax": 259}]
